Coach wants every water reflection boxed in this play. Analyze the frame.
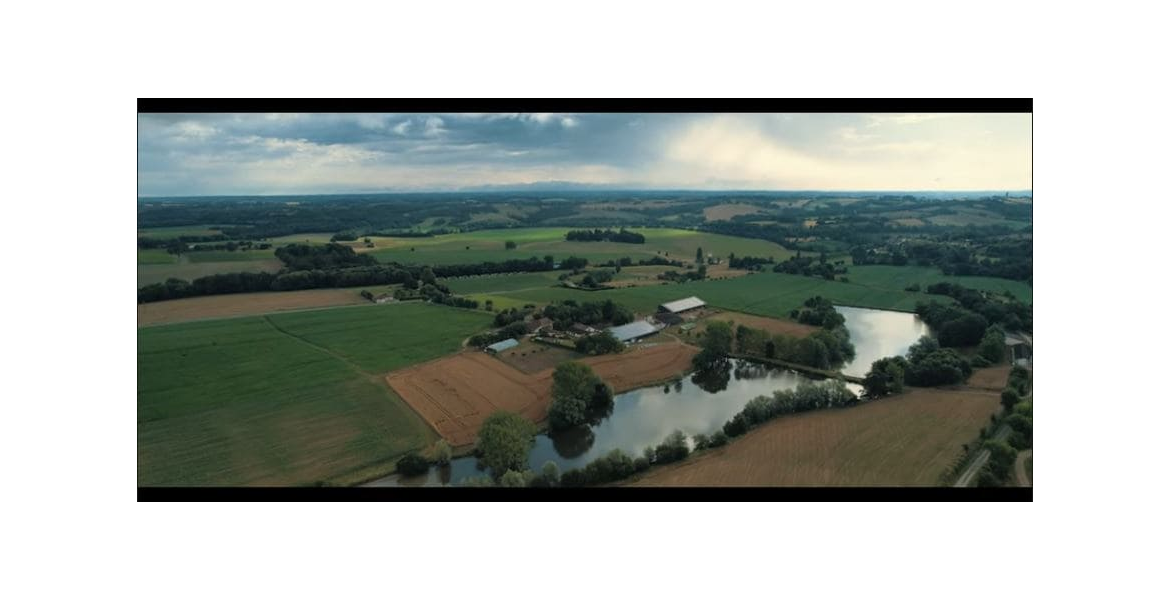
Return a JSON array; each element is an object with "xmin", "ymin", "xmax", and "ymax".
[
  {"xmin": 837, "ymin": 305, "xmax": 931, "ymax": 378},
  {"xmin": 367, "ymin": 305, "xmax": 928, "ymax": 487}
]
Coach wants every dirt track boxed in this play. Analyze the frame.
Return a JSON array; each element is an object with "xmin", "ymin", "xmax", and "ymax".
[{"xmin": 387, "ymin": 341, "xmax": 698, "ymax": 447}]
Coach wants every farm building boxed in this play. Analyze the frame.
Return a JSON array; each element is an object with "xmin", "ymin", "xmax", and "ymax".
[
  {"xmin": 485, "ymin": 338, "xmax": 520, "ymax": 354},
  {"xmin": 526, "ymin": 317, "xmax": 553, "ymax": 334},
  {"xmin": 570, "ymin": 323, "xmax": 597, "ymax": 335},
  {"xmin": 1004, "ymin": 332, "xmax": 1032, "ymax": 366},
  {"xmin": 658, "ymin": 296, "xmax": 706, "ymax": 314},
  {"xmin": 607, "ymin": 320, "xmax": 659, "ymax": 343},
  {"xmin": 654, "ymin": 311, "xmax": 683, "ymax": 325}
]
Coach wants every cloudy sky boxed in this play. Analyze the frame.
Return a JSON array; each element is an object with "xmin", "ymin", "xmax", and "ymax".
[{"xmin": 137, "ymin": 113, "xmax": 1031, "ymax": 196}]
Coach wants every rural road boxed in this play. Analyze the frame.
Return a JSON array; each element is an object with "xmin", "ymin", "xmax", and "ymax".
[
  {"xmin": 1015, "ymin": 449, "xmax": 1032, "ymax": 487},
  {"xmin": 953, "ymin": 425, "xmax": 1010, "ymax": 487}
]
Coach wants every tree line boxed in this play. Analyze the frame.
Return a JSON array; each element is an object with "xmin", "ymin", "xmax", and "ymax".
[
  {"xmin": 138, "ymin": 251, "xmax": 571, "ymax": 304},
  {"xmin": 564, "ymin": 228, "xmax": 646, "ymax": 244}
]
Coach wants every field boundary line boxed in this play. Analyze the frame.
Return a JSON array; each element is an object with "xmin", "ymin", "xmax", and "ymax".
[{"xmin": 261, "ymin": 315, "xmax": 373, "ymax": 376}]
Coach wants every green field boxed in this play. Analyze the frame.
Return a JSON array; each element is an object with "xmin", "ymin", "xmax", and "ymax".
[
  {"xmin": 183, "ymin": 249, "xmax": 277, "ymax": 263},
  {"xmin": 364, "ymin": 227, "xmax": 793, "ymax": 266},
  {"xmin": 138, "ymin": 259, "xmax": 284, "ymax": 287},
  {"xmin": 845, "ymin": 266, "xmax": 1032, "ymax": 303},
  {"xmin": 439, "ymin": 264, "xmax": 1031, "ymax": 320},
  {"xmin": 138, "ymin": 303, "xmax": 493, "ymax": 486},
  {"xmin": 137, "ymin": 249, "xmax": 177, "ymax": 265},
  {"xmin": 137, "ymin": 225, "xmax": 225, "ymax": 238}
]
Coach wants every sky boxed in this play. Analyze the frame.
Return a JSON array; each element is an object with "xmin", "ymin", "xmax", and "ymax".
[{"xmin": 137, "ymin": 113, "xmax": 1032, "ymax": 196}]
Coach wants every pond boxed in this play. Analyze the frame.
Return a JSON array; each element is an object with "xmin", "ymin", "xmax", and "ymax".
[
  {"xmin": 836, "ymin": 305, "xmax": 931, "ymax": 378},
  {"xmin": 365, "ymin": 305, "xmax": 929, "ymax": 487}
]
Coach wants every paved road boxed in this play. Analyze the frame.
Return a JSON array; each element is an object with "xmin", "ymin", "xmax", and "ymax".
[
  {"xmin": 954, "ymin": 425, "xmax": 1010, "ymax": 487},
  {"xmin": 1015, "ymin": 449, "xmax": 1032, "ymax": 487}
]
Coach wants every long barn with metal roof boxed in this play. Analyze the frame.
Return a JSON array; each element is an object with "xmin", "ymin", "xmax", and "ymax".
[
  {"xmin": 658, "ymin": 296, "xmax": 706, "ymax": 314},
  {"xmin": 607, "ymin": 320, "xmax": 659, "ymax": 343}
]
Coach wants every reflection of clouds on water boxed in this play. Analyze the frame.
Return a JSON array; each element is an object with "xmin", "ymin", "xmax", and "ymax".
[{"xmin": 837, "ymin": 306, "xmax": 930, "ymax": 378}]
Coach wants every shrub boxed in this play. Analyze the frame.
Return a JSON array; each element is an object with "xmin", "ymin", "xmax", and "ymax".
[
  {"xmin": 397, "ymin": 452, "xmax": 430, "ymax": 476},
  {"xmin": 709, "ymin": 430, "xmax": 729, "ymax": 447},
  {"xmin": 654, "ymin": 430, "xmax": 691, "ymax": 464}
]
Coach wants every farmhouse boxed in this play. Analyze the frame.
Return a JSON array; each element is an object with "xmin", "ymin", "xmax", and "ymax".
[
  {"xmin": 1004, "ymin": 332, "xmax": 1032, "ymax": 366},
  {"xmin": 526, "ymin": 317, "xmax": 553, "ymax": 334},
  {"xmin": 607, "ymin": 320, "xmax": 659, "ymax": 343},
  {"xmin": 658, "ymin": 296, "xmax": 706, "ymax": 314},
  {"xmin": 485, "ymin": 338, "xmax": 520, "ymax": 354},
  {"xmin": 570, "ymin": 323, "xmax": 596, "ymax": 335}
]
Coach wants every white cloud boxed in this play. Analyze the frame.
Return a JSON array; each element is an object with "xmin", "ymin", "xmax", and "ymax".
[
  {"xmin": 422, "ymin": 116, "xmax": 446, "ymax": 137},
  {"xmin": 392, "ymin": 120, "xmax": 412, "ymax": 135}
]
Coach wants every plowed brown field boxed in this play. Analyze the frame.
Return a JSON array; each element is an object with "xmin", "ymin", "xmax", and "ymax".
[
  {"xmin": 387, "ymin": 341, "xmax": 698, "ymax": 446},
  {"xmin": 624, "ymin": 387, "xmax": 1000, "ymax": 486}
]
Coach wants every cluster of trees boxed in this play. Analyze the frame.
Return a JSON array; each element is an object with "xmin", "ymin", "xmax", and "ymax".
[
  {"xmin": 862, "ymin": 335, "xmax": 974, "ymax": 395},
  {"xmin": 772, "ymin": 252, "xmax": 845, "ymax": 280},
  {"xmin": 726, "ymin": 253, "xmax": 774, "ymax": 270},
  {"xmin": 579, "ymin": 269, "xmax": 614, "ymax": 289},
  {"xmin": 916, "ymin": 302, "xmax": 990, "ymax": 347},
  {"xmin": 850, "ymin": 239, "xmax": 1032, "ymax": 282},
  {"xmin": 540, "ymin": 299, "xmax": 634, "ymax": 329},
  {"xmin": 138, "ymin": 255, "xmax": 568, "ymax": 304},
  {"xmin": 574, "ymin": 331, "xmax": 624, "ymax": 355},
  {"xmin": 474, "ymin": 411, "xmax": 537, "ymax": 479},
  {"xmin": 274, "ymin": 243, "xmax": 378, "ymax": 270},
  {"xmin": 722, "ymin": 381, "xmax": 858, "ymax": 437},
  {"xmin": 790, "ymin": 296, "xmax": 847, "ymax": 328},
  {"xmin": 735, "ymin": 323, "xmax": 856, "ymax": 371},
  {"xmin": 559, "ymin": 429, "xmax": 695, "ymax": 487},
  {"xmin": 137, "ymin": 234, "xmax": 230, "ymax": 250},
  {"xmin": 493, "ymin": 306, "xmax": 533, "ymax": 327},
  {"xmin": 467, "ymin": 321, "xmax": 530, "ymax": 348},
  {"xmin": 923, "ymin": 282, "xmax": 1032, "ymax": 332},
  {"xmin": 565, "ymin": 228, "xmax": 646, "ymax": 244},
  {"xmin": 658, "ymin": 264, "xmax": 706, "ymax": 283},
  {"xmin": 970, "ymin": 367, "xmax": 1031, "ymax": 487},
  {"xmin": 548, "ymin": 363, "xmax": 614, "ymax": 430}
]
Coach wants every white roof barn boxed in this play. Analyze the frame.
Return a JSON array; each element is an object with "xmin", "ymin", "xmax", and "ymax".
[
  {"xmin": 486, "ymin": 338, "xmax": 520, "ymax": 354},
  {"xmin": 658, "ymin": 296, "xmax": 706, "ymax": 314},
  {"xmin": 607, "ymin": 320, "xmax": 659, "ymax": 343}
]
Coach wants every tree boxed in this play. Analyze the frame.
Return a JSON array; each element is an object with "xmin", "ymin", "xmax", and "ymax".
[
  {"xmin": 984, "ymin": 439, "xmax": 1017, "ymax": 480},
  {"xmin": 655, "ymin": 430, "xmax": 690, "ymax": 464},
  {"xmin": 505, "ymin": 240, "xmax": 517, "ymax": 250},
  {"xmin": 540, "ymin": 461, "xmax": 561, "ymax": 487},
  {"xmin": 1001, "ymin": 388, "xmax": 1021, "ymax": 411},
  {"xmin": 696, "ymin": 247, "xmax": 704, "ymax": 264},
  {"xmin": 433, "ymin": 440, "xmax": 452, "ymax": 465},
  {"xmin": 397, "ymin": 451, "xmax": 430, "ymax": 476},
  {"xmin": 978, "ymin": 327, "xmax": 1006, "ymax": 363},
  {"xmin": 499, "ymin": 470, "xmax": 528, "ymax": 487},
  {"xmin": 476, "ymin": 411, "xmax": 536, "ymax": 479},
  {"xmin": 549, "ymin": 362, "xmax": 605, "ymax": 430},
  {"xmin": 863, "ymin": 356, "xmax": 909, "ymax": 398},
  {"xmin": 420, "ymin": 267, "xmax": 437, "ymax": 285}
]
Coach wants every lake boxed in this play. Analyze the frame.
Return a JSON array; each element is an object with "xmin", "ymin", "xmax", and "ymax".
[{"xmin": 366, "ymin": 305, "xmax": 929, "ymax": 487}]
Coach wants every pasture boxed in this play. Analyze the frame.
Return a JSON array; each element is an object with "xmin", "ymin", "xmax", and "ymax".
[
  {"xmin": 626, "ymin": 387, "xmax": 1000, "ymax": 486},
  {"xmin": 138, "ymin": 303, "xmax": 493, "ymax": 486},
  {"xmin": 362, "ymin": 227, "xmax": 792, "ymax": 266}
]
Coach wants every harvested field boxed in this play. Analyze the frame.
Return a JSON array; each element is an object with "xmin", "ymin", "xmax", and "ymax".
[
  {"xmin": 701, "ymin": 310, "xmax": 818, "ymax": 338},
  {"xmin": 966, "ymin": 365, "xmax": 1012, "ymax": 391},
  {"xmin": 387, "ymin": 341, "xmax": 698, "ymax": 447},
  {"xmin": 625, "ymin": 387, "xmax": 1000, "ymax": 486},
  {"xmin": 703, "ymin": 203, "xmax": 762, "ymax": 221},
  {"xmin": 138, "ymin": 289, "xmax": 372, "ymax": 326},
  {"xmin": 894, "ymin": 218, "xmax": 926, "ymax": 227}
]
